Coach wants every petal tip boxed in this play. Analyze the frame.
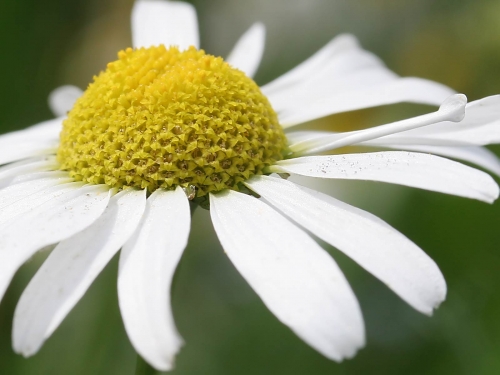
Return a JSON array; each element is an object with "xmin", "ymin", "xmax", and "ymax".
[
  {"xmin": 326, "ymin": 334, "xmax": 366, "ymax": 363},
  {"xmin": 477, "ymin": 174, "xmax": 499, "ymax": 204},
  {"xmin": 252, "ymin": 21, "xmax": 266, "ymax": 34},
  {"xmin": 334, "ymin": 33, "xmax": 360, "ymax": 48},
  {"xmin": 440, "ymin": 94, "xmax": 467, "ymax": 122},
  {"xmin": 489, "ymin": 180, "xmax": 500, "ymax": 203},
  {"xmin": 48, "ymin": 85, "xmax": 82, "ymax": 117},
  {"xmin": 12, "ymin": 340, "xmax": 39, "ymax": 358},
  {"xmin": 421, "ymin": 283, "xmax": 447, "ymax": 317},
  {"xmin": 423, "ymin": 302, "xmax": 443, "ymax": 317}
]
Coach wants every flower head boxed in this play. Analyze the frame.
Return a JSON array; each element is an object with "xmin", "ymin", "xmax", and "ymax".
[
  {"xmin": 1, "ymin": 0, "xmax": 499, "ymax": 372},
  {"xmin": 58, "ymin": 45, "xmax": 287, "ymax": 196}
]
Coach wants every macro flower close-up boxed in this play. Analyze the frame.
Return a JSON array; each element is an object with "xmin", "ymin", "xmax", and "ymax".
[{"xmin": 1, "ymin": 0, "xmax": 500, "ymax": 374}]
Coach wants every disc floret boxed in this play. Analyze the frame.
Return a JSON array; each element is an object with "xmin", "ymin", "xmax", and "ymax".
[{"xmin": 57, "ymin": 46, "xmax": 287, "ymax": 197}]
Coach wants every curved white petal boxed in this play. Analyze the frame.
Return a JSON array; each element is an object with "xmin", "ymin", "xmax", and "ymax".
[
  {"xmin": 0, "ymin": 156, "xmax": 58, "ymax": 190},
  {"xmin": 285, "ymin": 130, "xmax": 332, "ymax": 145},
  {"xmin": 0, "ymin": 176, "xmax": 75, "ymax": 224},
  {"xmin": 7, "ymin": 170, "xmax": 69, "ymax": 186},
  {"xmin": 0, "ymin": 184, "xmax": 111, "ymax": 303},
  {"xmin": 132, "ymin": 0, "xmax": 199, "ymax": 50},
  {"xmin": 48, "ymin": 85, "xmax": 83, "ymax": 117},
  {"xmin": 271, "ymin": 151, "xmax": 499, "ymax": 203},
  {"xmin": 13, "ymin": 189, "xmax": 147, "ymax": 357},
  {"xmin": 289, "ymin": 94, "xmax": 466, "ymax": 155},
  {"xmin": 209, "ymin": 190, "xmax": 365, "ymax": 362},
  {"xmin": 366, "ymin": 95, "xmax": 500, "ymax": 146},
  {"xmin": 278, "ymin": 78, "xmax": 458, "ymax": 127},
  {"xmin": 288, "ymin": 131, "xmax": 500, "ymax": 177},
  {"xmin": 361, "ymin": 135, "xmax": 473, "ymax": 147},
  {"xmin": 0, "ymin": 142, "xmax": 57, "ymax": 166},
  {"xmin": 0, "ymin": 118, "xmax": 62, "ymax": 142},
  {"xmin": 263, "ymin": 34, "xmax": 358, "ymax": 95},
  {"xmin": 261, "ymin": 34, "xmax": 455, "ymax": 127},
  {"xmin": 118, "ymin": 187, "xmax": 190, "ymax": 371},
  {"xmin": 372, "ymin": 144, "xmax": 500, "ymax": 178},
  {"xmin": 226, "ymin": 23, "xmax": 266, "ymax": 78},
  {"xmin": 0, "ymin": 118, "xmax": 62, "ymax": 165},
  {"xmin": 246, "ymin": 176, "xmax": 447, "ymax": 315}
]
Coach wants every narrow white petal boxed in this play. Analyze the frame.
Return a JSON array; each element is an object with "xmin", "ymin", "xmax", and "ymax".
[
  {"xmin": 361, "ymin": 135, "xmax": 472, "ymax": 147},
  {"xmin": 1, "ymin": 171, "xmax": 71, "ymax": 198},
  {"xmin": 278, "ymin": 78, "xmax": 458, "ymax": 127},
  {"xmin": 7, "ymin": 170, "xmax": 69, "ymax": 186},
  {"xmin": 0, "ymin": 185, "xmax": 111, "ymax": 303},
  {"xmin": 271, "ymin": 151, "xmax": 499, "ymax": 203},
  {"xmin": 118, "ymin": 187, "xmax": 190, "ymax": 371},
  {"xmin": 0, "ymin": 118, "xmax": 62, "ymax": 165},
  {"xmin": 289, "ymin": 94, "xmax": 467, "ymax": 155},
  {"xmin": 210, "ymin": 190, "xmax": 365, "ymax": 362},
  {"xmin": 0, "ymin": 177, "xmax": 75, "ymax": 223},
  {"xmin": 366, "ymin": 95, "xmax": 500, "ymax": 146},
  {"xmin": 285, "ymin": 130, "xmax": 334, "ymax": 145},
  {"xmin": 262, "ymin": 34, "xmax": 455, "ymax": 127},
  {"xmin": 246, "ymin": 176, "xmax": 447, "ymax": 315},
  {"xmin": 0, "ymin": 156, "xmax": 58, "ymax": 189},
  {"xmin": 13, "ymin": 189, "xmax": 147, "ymax": 357},
  {"xmin": 226, "ymin": 23, "xmax": 266, "ymax": 78},
  {"xmin": 263, "ymin": 34, "xmax": 359, "ymax": 95},
  {"xmin": 48, "ymin": 85, "xmax": 83, "ymax": 117},
  {"xmin": 288, "ymin": 131, "xmax": 500, "ymax": 176},
  {"xmin": 0, "ymin": 118, "xmax": 62, "ymax": 142},
  {"xmin": 372, "ymin": 144, "xmax": 500, "ymax": 177},
  {"xmin": 132, "ymin": 0, "xmax": 199, "ymax": 49},
  {"xmin": 0, "ymin": 142, "xmax": 57, "ymax": 166}
]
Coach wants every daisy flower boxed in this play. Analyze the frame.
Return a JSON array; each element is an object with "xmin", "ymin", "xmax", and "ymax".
[{"xmin": 2, "ymin": 0, "xmax": 499, "ymax": 371}]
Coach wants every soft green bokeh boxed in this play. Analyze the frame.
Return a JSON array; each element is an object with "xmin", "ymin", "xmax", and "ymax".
[{"xmin": 1, "ymin": 1, "xmax": 499, "ymax": 374}]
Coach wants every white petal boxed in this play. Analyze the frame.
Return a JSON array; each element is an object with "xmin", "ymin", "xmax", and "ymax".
[
  {"xmin": 48, "ymin": 85, "xmax": 83, "ymax": 117},
  {"xmin": 372, "ymin": 144, "xmax": 500, "ymax": 178},
  {"xmin": 289, "ymin": 94, "xmax": 467, "ymax": 155},
  {"xmin": 13, "ymin": 189, "xmax": 147, "ymax": 357},
  {"xmin": 0, "ymin": 142, "xmax": 57, "ymax": 166},
  {"xmin": 209, "ymin": 190, "xmax": 365, "ymax": 362},
  {"xmin": 131, "ymin": 0, "xmax": 199, "ymax": 49},
  {"xmin": 263, "ymin": 34, "xmax": 359, "ymax": 95},
  {"xmin": 0, "ymin": 184, "xmax": 111, "ymax": 303},
  {"xmin": 245, "ymin": 176, "xmax": 447, "ymax": 315},
  {"xmin": 0, "ymin": 156, "xmax": 58, "ymax": 190},
  {"xmin": 361, "ymin": 135, "xmax": 471, "ymax": 147},
  {"xmin": 118, "ymin": 187, "xmax": 190, "ymax": 371},
  {"xmin": 288, "ymin": 131, "xmax": 500, "ymax": 176},
  {"xmin": 271, "ymin": 151, "xmax": 499, "ymax": 203},
  {"xmin": 279, "ymin": 79, "xmax": 458, "ymax": 128},
  {"xmin": 0, "ymin": 118, "xmax": 62, "ymax": 142},
  {"xmin": 365, "ymin": 95, "xmax": 500, "ymax": 146},
  {"xmin": 0, "ymin": 176, "xmax": 75, "ymax": 224},
  {"xmin": 285, "ymin": 130, "xmax": 335, "ymax": 145},
  {"xmin": 2, "ymin": 171, "xmax": 71, "ymax": 196},
  {"xmin": 0, "ymin": 118, "xmax": 62, "ymax": 165},
  {"xmin": 7, "ymin": 170, "xmax": 69, "ymax": 186},
  {"xmin": 226, "ymin": 23, "xmax": 266, "ymax": 78},
  {"xmin": 261, "ymin": 34, "xmax": 455, "ymax": 127}
]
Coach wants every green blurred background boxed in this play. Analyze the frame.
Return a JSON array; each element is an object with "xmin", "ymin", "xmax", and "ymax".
[{"xmin": 1, "ymin": 0, "xmax": 500, "ymax": 374}]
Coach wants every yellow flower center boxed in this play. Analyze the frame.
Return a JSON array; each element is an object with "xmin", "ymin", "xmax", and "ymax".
[{"xmin": 57, "ymin": 45, "xmax": 287, "ymax": 197}]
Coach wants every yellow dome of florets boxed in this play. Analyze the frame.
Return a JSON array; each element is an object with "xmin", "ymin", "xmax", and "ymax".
[{"xmin": 57, "ymin": 45, "xmax": 287, "ymax": 197}]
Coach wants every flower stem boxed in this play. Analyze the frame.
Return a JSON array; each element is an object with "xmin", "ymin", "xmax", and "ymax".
[
  {"xmin": 135, "ymin": 355, "xmax": 157, "ymax": 375},
  {"xmin": 189, "ymin": 201, "xmax": 198, "ymax": 216}
]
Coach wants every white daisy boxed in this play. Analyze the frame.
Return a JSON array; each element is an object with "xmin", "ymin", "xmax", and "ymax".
[{"xmin": 2, "ymin": 0, "xmax": 499, "ymax": 372}]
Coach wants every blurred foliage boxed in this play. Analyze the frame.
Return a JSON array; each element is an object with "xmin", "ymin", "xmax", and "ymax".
[{"xmin": 1, "ymin": 0, "xmax": 499, "ymax": 374}]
